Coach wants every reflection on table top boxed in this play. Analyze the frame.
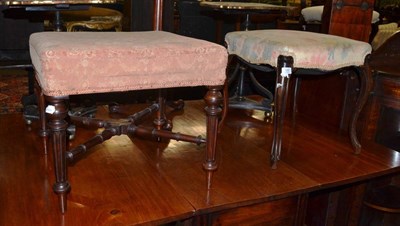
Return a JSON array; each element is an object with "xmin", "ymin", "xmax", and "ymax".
[
  {"xmin": 0, "ymin": 0, "xmax": 115, "ymax": 6},
  {"xmin": 199, "ymin": 1, "xmax": 295, "ymax": 11}
]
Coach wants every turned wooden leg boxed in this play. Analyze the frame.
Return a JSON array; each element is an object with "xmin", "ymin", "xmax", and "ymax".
[
  {"xmin": 46, "ymin": 96, "xmax": 71, "ymax": 213},
  {"xmin": 203, "ymin": 86, "xmax": 223, "ymax": 189},
  {"xmin": 349, "ymin": 64, "xmax": 373, "ymax": 154},
  {"xmin": 271, "ymin": 55, "xmax": 293, "ymax": 169}
]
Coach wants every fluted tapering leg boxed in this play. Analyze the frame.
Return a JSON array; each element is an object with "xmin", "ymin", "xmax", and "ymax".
[
  {"xmin": 203, "ymin": 86, "xmax": 223, "ymax": 189},
  {"xmin": 46, "ymin": 96, "xmax": 71, "ymax": 213}
]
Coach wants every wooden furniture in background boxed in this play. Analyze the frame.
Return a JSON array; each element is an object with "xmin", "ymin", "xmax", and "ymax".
[
  {"xmin": 300, "ymin": 5, "xmax": 380, "ymax": 38},
  {"xmin": 358, "ymin": 31, "xmax": 400, "ymax": 225},
  {"xmin": 122, "ymin": 0, "xmax": 175, "ymax": 32},
  {"xmin": 53, "ymin": 6, "xmax": 123, "ymax": 32},
  {"xmin": 362, "ymin": 31, "xmax": 400, "ymax": 150},
  {"xmin": 0, "ymin": 5, "xmax": 43, "ymax": 61},
  {"xmin": 362, "ymin": 183, "xmax": 400, "ymax": 225},
  {"xmin": 199, "ymin": 1, "xmax": 290, "ymax": 38},
  {"xmin": 321, "ymin": 0, "xmax": 376, "ymax": 42}
]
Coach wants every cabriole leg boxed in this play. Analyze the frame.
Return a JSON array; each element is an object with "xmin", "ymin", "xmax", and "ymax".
[
  {"xmin": 271, "ymin": 55, "xmax": 293, "ymax": 169},
  {"xmin": 350, "ymin": 64, "xmax": 373, "ymax": 154}
]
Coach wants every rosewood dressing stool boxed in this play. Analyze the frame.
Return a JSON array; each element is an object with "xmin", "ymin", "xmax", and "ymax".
[
  {"xmin": 225, "ymin": 29, "xmax": 372, "ymax": 169},
  {"xmin": 30, "ymin": 0, "xmax": 227, "ymax": 213}
]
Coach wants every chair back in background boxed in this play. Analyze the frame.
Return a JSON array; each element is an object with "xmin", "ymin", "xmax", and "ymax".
[{"xmin": 321, "ymin": 0, "xmax": 375, "ymax": 42}]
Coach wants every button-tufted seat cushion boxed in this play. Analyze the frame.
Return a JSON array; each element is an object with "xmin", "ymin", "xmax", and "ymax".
[
  {"xmin": 301, "ymin": 5, "xmax": 380, "ymax": 24},
  {"xmin": 225, "ymin": 29, "xmax": 372, "ymax": 70},
  {"xmin": 30, "ymin": 31, "xmax": 227, "ymax": 96}
]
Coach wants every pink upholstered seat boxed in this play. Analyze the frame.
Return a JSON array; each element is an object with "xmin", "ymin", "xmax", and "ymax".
[{"xmin": 30, "ymin": 31, "xmax": 227, "ymax": 96}]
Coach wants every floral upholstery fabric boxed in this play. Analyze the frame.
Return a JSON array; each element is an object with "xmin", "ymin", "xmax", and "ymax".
[
  {"xmin": 30, "ymin": 31, "xmax": 227, "ymax": 96},
  {"xmin": 225, "ymin": 29, "xmax": 371, "ymax": 70}
]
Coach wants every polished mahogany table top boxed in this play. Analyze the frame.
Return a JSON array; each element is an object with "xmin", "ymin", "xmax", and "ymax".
[{"xmin": 1, "ymin": 100, "xmax": 400, "ymax": 225}]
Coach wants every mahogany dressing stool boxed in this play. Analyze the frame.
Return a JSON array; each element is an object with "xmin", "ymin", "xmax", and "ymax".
[{"xmin": 29, "ymin": 1, "xmax": 227, "ymax": 213}]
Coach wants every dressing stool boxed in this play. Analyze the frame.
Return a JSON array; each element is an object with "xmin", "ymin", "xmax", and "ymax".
[
  {"xmin": 30, "ymin": 11, "xmax": 227, "ymax": 213},
  {"xmin": 225, "ymin": 29, "xmax": 372, "ymax": 168}
]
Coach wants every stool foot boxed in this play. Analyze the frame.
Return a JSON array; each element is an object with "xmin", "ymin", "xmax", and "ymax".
[
  {"xmin": 206, "ymin": 171, "xmax": 213, "ymax": 190},
  {"xmin": 59, "ymin": 193, "xmax": 67, "ymax": 214},
  {"xmin": 54, "ymin": 184, "xmax": 70, "ymax": 213}
]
